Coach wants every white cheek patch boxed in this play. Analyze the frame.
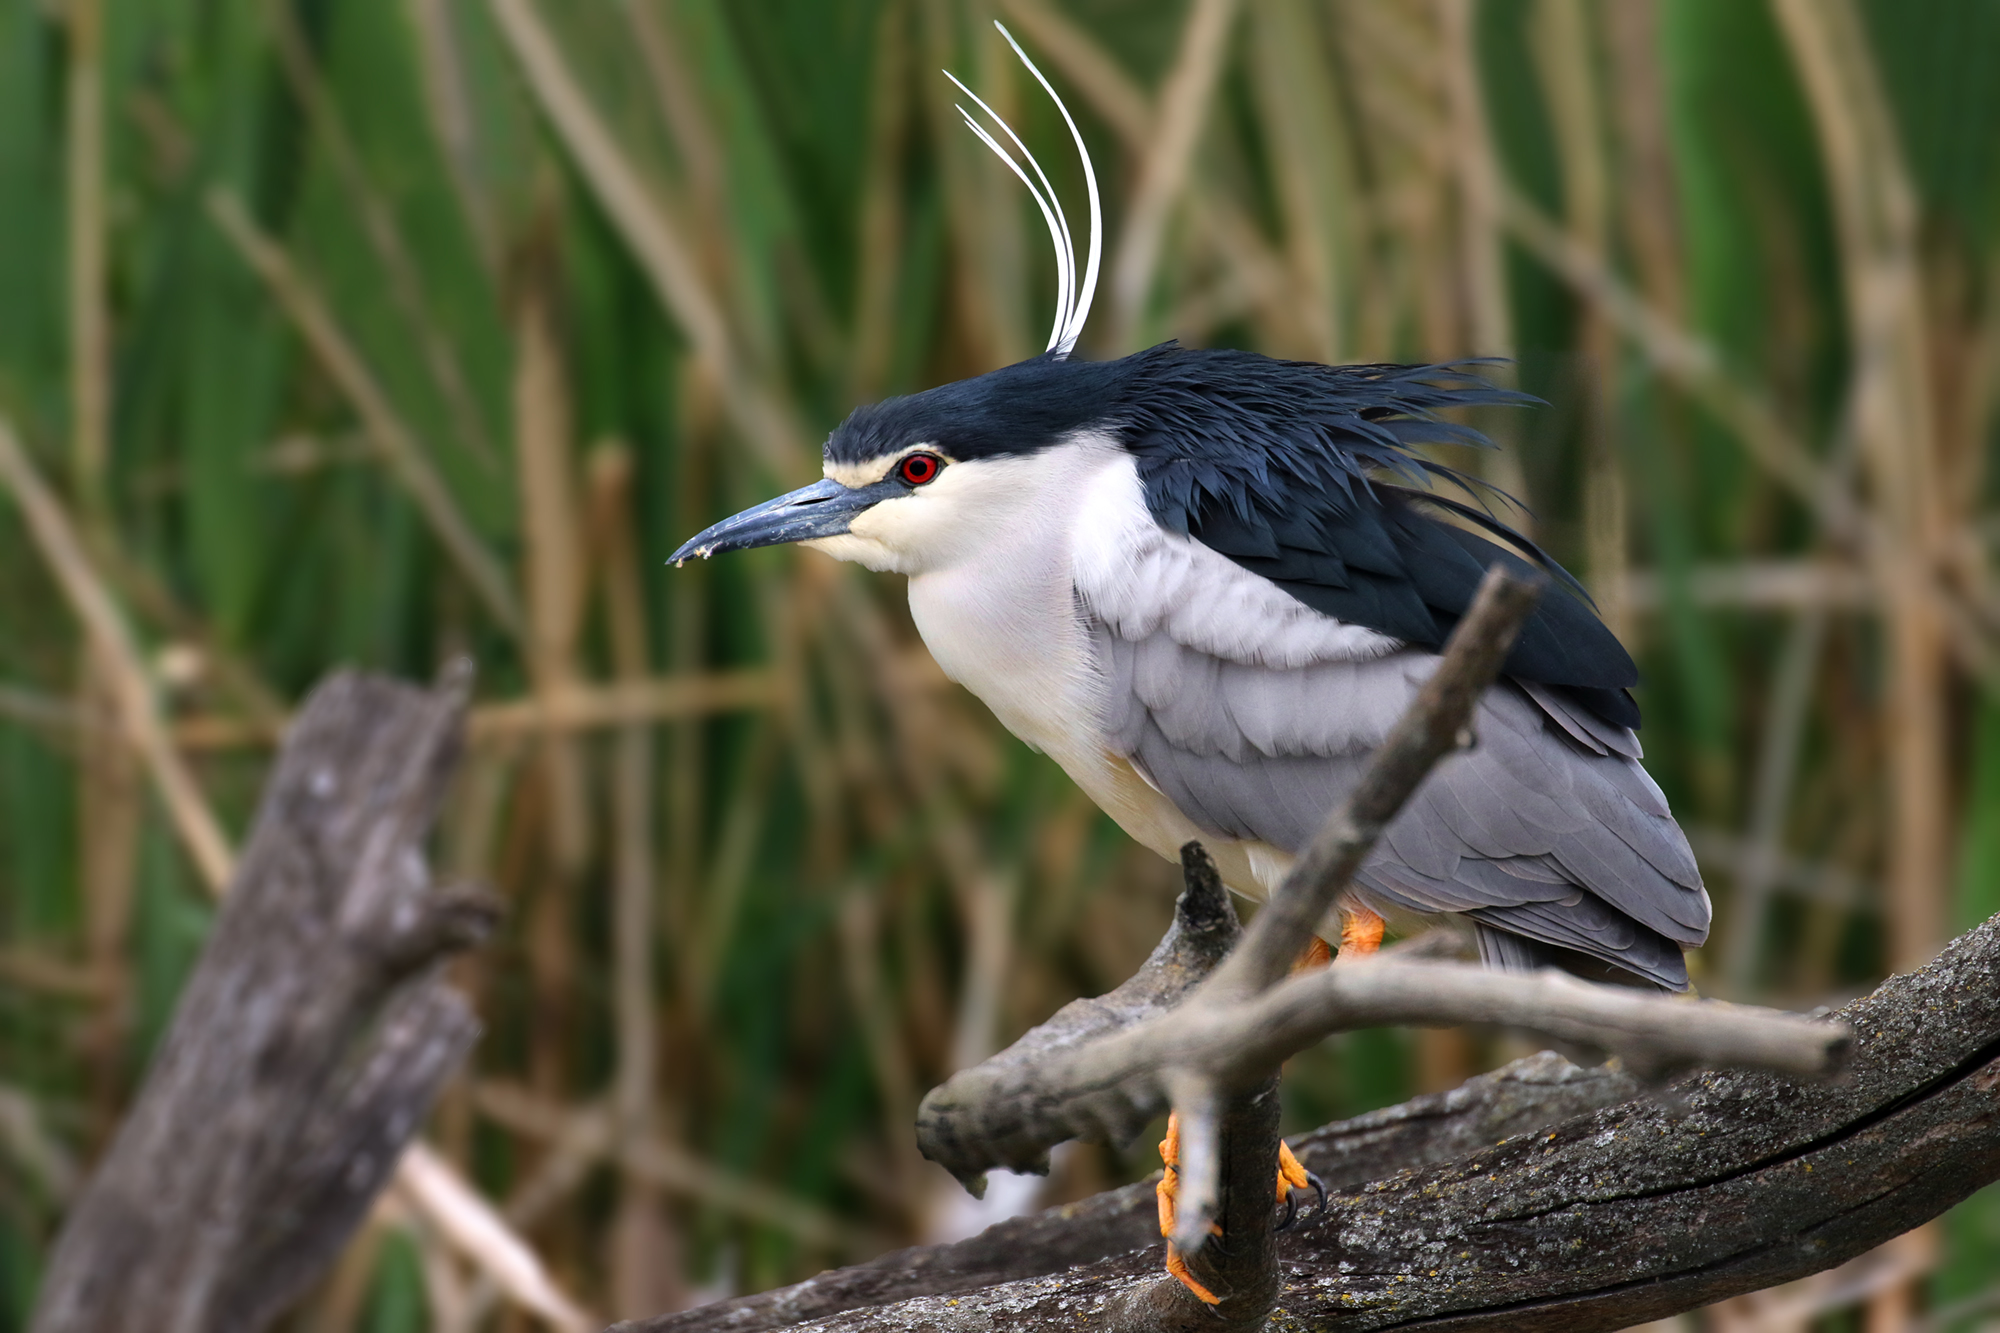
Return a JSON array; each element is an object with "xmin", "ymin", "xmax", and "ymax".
[
  {"xmin": 814, "ymin": 437, "xmax": 1128, "ymax": 578},
  {"xmin": 802, "ymin": 531, "xmax": 908, "ymax": 574}
]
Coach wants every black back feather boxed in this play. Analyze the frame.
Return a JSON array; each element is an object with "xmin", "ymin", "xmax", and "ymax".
[{"xmin": 826, "ymin": 342, "xmax": 1640, "ymax": 729}]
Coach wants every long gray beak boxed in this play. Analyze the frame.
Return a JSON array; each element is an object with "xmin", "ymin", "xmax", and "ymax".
[{"xmin": 669, "ymin": 477, "xmax": 895, "ymax": 564}]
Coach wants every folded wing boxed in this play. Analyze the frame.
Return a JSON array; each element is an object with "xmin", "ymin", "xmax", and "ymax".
[{"xmin": 1080, "ymin": 511, "xmax": 1710, "ymax": 989}]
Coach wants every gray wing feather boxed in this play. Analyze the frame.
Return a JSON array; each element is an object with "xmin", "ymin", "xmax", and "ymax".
[
  {"xmin": 1476, "ymin": 924, "xmax": 1557, "ymax": 972},
  {"xmin": 1519, "ymin": 680, "xmax": 1643, "ymax": 759},
  {"xmin": 1093, "ymin": 618, "xmax": 1710, "ymax": 987}
]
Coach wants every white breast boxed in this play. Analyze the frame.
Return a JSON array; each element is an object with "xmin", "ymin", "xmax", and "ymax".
[
  {"xmin": 902, "ymin": 439, "xmax": 1120, "ymax": 781},
  {"xmin": 900, "ymin": 443, "xmax": 1299, "ymax": 901}
]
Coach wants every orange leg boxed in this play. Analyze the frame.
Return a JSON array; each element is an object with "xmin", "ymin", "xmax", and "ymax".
[
  {"xmin": 1278, "ymin": 937, "xmax": 1334, "ymax": 1218},
  {"xmin": 1156, "ymin": 1113, "xmax": 1222, "ymax": 1306},
  {"xmin": 1293, "ymin": 935, "xmax": 1334, "ymax": 973},
  {"xmin": 1164, "ymin": 1244, "xmax": 1220, "ymax": 1307},
  {"xmin": 1338, "ymin": 905, "xmax": 1385, "ymax": 960}
]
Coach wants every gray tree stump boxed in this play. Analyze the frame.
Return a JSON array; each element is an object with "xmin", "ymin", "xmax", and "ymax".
[{"xmin": 31, "ymin": 668, "xmax": 493, "ymax": 1333}]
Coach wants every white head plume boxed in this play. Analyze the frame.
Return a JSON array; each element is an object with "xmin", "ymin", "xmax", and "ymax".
[{"xmin": 944, "ymin": 22, "xmax": 1102, "ymax": 360}]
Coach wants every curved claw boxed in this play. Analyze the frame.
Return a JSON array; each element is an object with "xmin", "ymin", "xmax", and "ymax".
[
  {"xmin": 1274, "ymin": 1170, "xmax": 1327, "ymax": 1233},
  {"xmin": 1276, "ymin": 1188, "xmax": 1299, "ymax": 1232}
]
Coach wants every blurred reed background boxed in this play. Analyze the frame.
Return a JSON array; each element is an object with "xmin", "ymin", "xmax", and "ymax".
[{"xmin": 2, "ymin": 0, "xmax": 1999, "ymax": 1328}]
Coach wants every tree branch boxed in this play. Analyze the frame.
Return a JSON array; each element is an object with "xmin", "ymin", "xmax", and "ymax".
[{"xmin": 917, "ymin": 944, "xmax": 1845, "ymax": 1206}]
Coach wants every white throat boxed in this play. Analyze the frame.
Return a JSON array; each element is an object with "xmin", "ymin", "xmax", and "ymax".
[{"xmin": 899, "ymin": 436, "xmax": 1125, "ymax": 771}]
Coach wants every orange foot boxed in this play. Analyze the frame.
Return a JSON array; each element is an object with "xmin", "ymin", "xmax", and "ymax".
[
  {"xmin": 1294, "ymin": 935, "xmax": 1333, "ymax": 973},
  {"xmin": 1156, "ymin": 1112, "xmax": 1222, "ymax": 1305},
  {"xmin": 1157, "ymin": 932, "xmax": 1345, "ymax": 1303},
  {"xmin": 1275, "ymin": 1139, "xmax": 1326, "ymax": 1231}
]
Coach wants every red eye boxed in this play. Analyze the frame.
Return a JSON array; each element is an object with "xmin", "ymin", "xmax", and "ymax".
[{"xmin": 898, "ymin": 452, "xmax": 943, "ymax": 486}]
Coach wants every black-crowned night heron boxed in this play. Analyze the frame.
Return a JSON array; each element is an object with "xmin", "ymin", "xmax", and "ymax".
[{"xmin": 672, "ymin": 24, "xmax": 1708, "ymax": 1303}]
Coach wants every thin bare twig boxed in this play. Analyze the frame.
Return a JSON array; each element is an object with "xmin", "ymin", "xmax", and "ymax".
[
  {"xmin": 1209, "ymin": 567, "xmax": 1545, "ymax": 996},
  {"xmin": 395, "ymin": 1142, "xmax": 591, "ymax": 1331},
  {"xmin": 917, "ymin": 889, "xmax": 1846, "ymax": 1207}
]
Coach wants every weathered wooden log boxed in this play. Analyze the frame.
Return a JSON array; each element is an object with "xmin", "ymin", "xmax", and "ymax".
[
  {"xmin": 615, "ymin": 1054, "xmax": 1637, "ymax": 1332},
  {"xmin": 31, "ymin": 669, "xmax": 493, "ymax": 1333},
  {"xmin": 622, "ymin": 907, "xmax": 2000, "ymax": 1332}
]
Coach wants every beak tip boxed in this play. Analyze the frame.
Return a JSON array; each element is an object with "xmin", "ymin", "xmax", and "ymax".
[{"xmin": 671, "ymin": 477, "xmax": 873, "ymax": 566}]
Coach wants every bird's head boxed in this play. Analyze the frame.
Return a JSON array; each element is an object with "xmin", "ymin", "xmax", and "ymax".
[
  {"xmin": 670, "ymin": 21, "xmax": 1121, "ymax": 580},
  {"xmin": 665, "ymin": 23, "xmax": 1523, "ymax": 593},
  {"xmin": 669, "ymin": 355, "xmax": 1131, "ymax": 576}
]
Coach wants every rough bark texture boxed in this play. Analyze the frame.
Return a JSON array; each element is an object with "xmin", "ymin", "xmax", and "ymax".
[
  {"xmin": 617, "ymin": 1056, "xmax": 1637, "ymax": 1332},
  {"xmin": 618, "ymin": 913, "xmax": 2000, "ymax": 1332},
  {"xmin": 31, "ymin": 669, "xmax": 492, "ymax": 1333}
]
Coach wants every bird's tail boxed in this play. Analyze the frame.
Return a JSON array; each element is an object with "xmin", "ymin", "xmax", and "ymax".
[{"xmin": 1474, "ymin": 922, "xmax": 1683, "ymax": 992}]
